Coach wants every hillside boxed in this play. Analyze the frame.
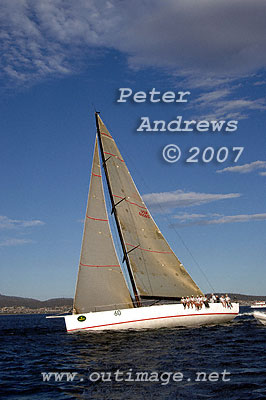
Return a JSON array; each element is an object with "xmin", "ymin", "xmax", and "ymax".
[
  {"xmin": 0, "ymin": 294, "xmax": 73, "ymax": 309},
  {"xmin": 207, "ymin": 293, "xmax": 266, "ymax": 306},
  {"xmin": 0, "ymin": 292, "xmax": 266, "ymax": 311}
]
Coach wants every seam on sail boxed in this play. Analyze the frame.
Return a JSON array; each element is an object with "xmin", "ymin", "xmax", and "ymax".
[
  {"xmin": 126, "ymin": 242, "xmax": 172, "ymax": 254},
  {"xmin": 101, "ymin": 132, "xmax": 113, "ymax": 139},
  {"xmin": 67, "ymin": 312, "xmax": 238, "ymax": 331},
  {"xmin": 104, "ymin": 151, "xmax": 124, "ymax": 162},
  {"xmin": 113, "ymin": 194, "xmax": 147, "ymax": 209},
  {"xmin": 86, "ymin": 215, "xmax": 108, "ymax": 222},
  {"xmin": 92, "ymin": 173, "xmax": 102, "ymax": 177},
  {"xmin": 80, "ymin": 263, "xmax": 120, "ymax": 268}
]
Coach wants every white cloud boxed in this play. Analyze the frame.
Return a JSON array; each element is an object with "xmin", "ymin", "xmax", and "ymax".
[
  {"xmin": 217, "ymin": 161, "xmax": 266, "ymax": 174},
  {"xmin": 191, "ymin": 87, "xmax": 266, "ymax": 120},
  {"xmin": 143, "ymin": 190, "xmax": 240, "ymax": 213},
  {"xmin": 174, "ymin": 213, "xmax": 207, "ymax": 221},
  {"xmin": 0, "ymin": 216, "xmax": 44, "ymax": 229},
  {"xmin": 254, "ymin": 80, "xmax": 266, "ymax": 86},
  {"xmin": 210, "ymin": 98, "xmax": 266, "ymax": 117},
  {"xmin": 194, "ymin": 89, "xmax": 232, "ymax": 105},
  {"xmin": 177, "ymin": 75, "xmax": 234, "ymax": 89},
  {"xmin": 119, "ymin": 0, "xmax": 266, "ymax": 78},
  {"xmin": 259, "ymin": 171, "xmax": 266, "ymax": 176},
  {"xmin": 207, "ymin": 214, "xmax": 266, "ymax": 225},
  {"xmin": 0, "ymin": 0, "xmax": 104, "ymax": 85},
  {"xmin": 1, "ymin": 0, "xmax": 266, "ymax": 86},
  {"xmin": 171, "ymin": 212, "xmax": 266, "ymax": 226},
  {"xmin": 0, "ymin": 238, "xmax": 33, "ymax": 247},
  {"xmin": 174, "ymin": 213, "xmax": 222, "ymax": 221},
  {"xmin": 0, "ymin": 216, "xmax": 44, "ymax": 247}
]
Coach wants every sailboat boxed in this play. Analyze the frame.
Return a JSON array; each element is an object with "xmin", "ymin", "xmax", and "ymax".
[
  {"xmin": 54, "ymin": 113, "xmax": 239, "ymax": 332},
  {"xmin": 251, "ymin": 301, "xmax": 266, "ymax": 309}
]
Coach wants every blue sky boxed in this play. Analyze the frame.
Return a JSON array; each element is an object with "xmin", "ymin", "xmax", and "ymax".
[{"xmin": 0, "ymin": 0, "xmax": 266, "ymax": 299}]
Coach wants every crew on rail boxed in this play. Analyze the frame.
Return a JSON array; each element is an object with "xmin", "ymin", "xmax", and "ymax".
[{"xmin": 181, "ymin": 293, "xmax": 232, "ymax": 309}]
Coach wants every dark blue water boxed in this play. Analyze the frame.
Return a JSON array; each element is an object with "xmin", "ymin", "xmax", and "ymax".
[{"xmin": 1, "ymin": 307, "xmax": 265, "ymax": 400}]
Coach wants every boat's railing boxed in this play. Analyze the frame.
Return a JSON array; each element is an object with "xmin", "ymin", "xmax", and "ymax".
[
  {"xmin": 77, "ymin": 298, "xmax": 179, "ymax": 313},
  {"xmin": 74, "ymin": 297, "xmax": 236, "ymax": 314}
]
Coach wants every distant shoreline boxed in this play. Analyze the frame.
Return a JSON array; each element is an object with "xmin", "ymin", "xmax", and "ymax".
[
  {"xmin": 0, "ymin": 310, "xmax": 70, "ymax": 316},
  {"xmin": 0, "ymin": 306, "xmax": 71, "ymax": 315},
  {"xmin": 0, "ymin": 292, "xmax": 266, "ymax": 315}
]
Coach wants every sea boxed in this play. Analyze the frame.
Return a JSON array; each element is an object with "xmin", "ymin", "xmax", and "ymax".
[{"xmin": 1, "ymin": 307, "xmax": 265, "ymax": 400}]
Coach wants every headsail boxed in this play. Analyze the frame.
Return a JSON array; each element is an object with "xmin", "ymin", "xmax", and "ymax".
[
  {"xmin": 96, "ymin": 114, "xmax": 202, "ymax": 299},
  {"xmin": 73, "ymin": 137, "xmax": 133, "ymax": 314}
]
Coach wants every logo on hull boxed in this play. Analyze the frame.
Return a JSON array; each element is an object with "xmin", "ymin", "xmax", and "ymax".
[{"xmin": 77, "ymin": 315, "xmax": 86, "ymax": 322}]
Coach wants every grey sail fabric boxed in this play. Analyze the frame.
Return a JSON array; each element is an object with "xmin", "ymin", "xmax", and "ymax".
[
  {"xmin": 73, "ymin": 137, "xmax": 133, "ymax": 314},
  {"xmin": 97, "ymin": 115, "xmax": 202, "ymax": 299}
]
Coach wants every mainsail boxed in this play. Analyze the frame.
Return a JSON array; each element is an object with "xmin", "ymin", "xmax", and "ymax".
[
  {"xmin": 96, "ymin": 114, "xmax": 202, "ymax": 299},
  {"xmin": 73, "ymin": 138, "xmax": 133, "ymax": 313}
]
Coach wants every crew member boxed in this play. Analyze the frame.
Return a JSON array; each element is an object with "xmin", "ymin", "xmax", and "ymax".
[
  {"xmin": 225, "ymin": 294, "xmax": 232, "ymax": 308},
  {"xmin": 203, "ymin": 294, "xmax": 209, "ymax": 308},
  {"xmin": 181, "ymin": 297, "xmax": 186, "ymax": 308},
  {"xmin": 220, "ymin": 295, "xmax": 226, "ymax": 307}
]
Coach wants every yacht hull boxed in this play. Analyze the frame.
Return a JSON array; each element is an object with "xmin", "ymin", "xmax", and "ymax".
[
  {"xmin": 251, "ymin": 304, "xmax": 266, "ymax": 309},
  {"xmin": 64, "ymin": 302, "xmax": 239, "ymax": 332}
]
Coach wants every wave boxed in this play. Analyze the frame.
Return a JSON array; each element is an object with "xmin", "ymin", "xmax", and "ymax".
[{"xmin": 238, "ymin": 312, "xmax": 255, "ymax": 316}]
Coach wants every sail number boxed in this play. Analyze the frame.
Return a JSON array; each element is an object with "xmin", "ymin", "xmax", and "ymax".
[
  {"xmin": 163, "ymin": 145, "xmax": 244, "ymax": 164},
  {"xmin": 114, "ymin": 310, "xmax": 121, "ymax": 316},
  {"xmin": 139, "ymin": 210, "xmax": 150, "ymax": 219}
]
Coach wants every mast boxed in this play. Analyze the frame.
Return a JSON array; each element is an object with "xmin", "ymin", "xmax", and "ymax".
[{"xmin": 95, "ymin": 112, "xmax": 142, "ymax": 307}]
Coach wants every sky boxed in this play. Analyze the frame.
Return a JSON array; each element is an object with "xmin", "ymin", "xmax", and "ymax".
[{"xmin": 0, "ymin": 0, "xmax": 266, "ymax": 300}]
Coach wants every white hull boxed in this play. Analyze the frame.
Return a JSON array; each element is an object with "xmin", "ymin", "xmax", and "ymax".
[
  {"xmin": 253, "ymin": 311, "xmax": 266, "ymax": 325},
  {"xmin": 251, "ymin": 303, "xmax": 266, "ymax": 309},
  {"xmin": 64, "ymin": 302, "xmax": 239, "ymax": 332}
]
